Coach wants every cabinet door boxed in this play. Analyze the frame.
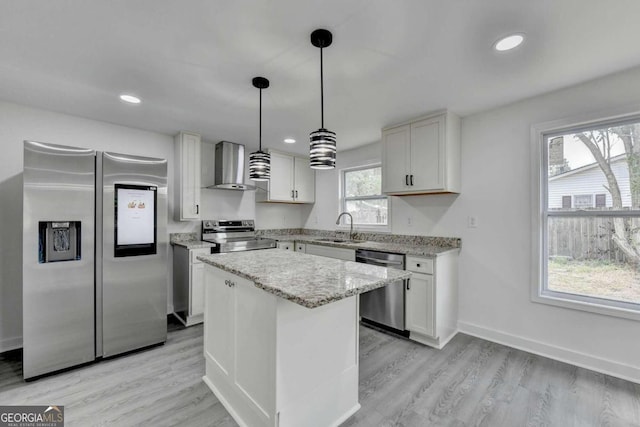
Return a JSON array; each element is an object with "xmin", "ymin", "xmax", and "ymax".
[
  {"xmin": 295, "ymin": 243, "xmax": 306, "ymax": 253},
  {"xmin": 190, "ymin": 263, "xmax": 205, "ymax": 316},
  {"xmin": 277, "ymin": 241, "xmax": 293, "ymax": 251},
  {"xmin": 269, "ymin": 152, "xmax": 294, "ymax": 201},
  {"xmin": 178, "ymin": 132, "xmax": 201, "ymax": 220},
  {"xmin": 382, "ymin": 124, "xmax": 411, "ymax": 193},
  {"xmin": 204, "ymin": 270, "xmax": 234, "ymax": 376},
  {"xmin": 410, "ymin": 116, "xmax": 445, "ymax": 191},
  {"xmin": 405, "ymin": 272, "xmax": 435, "ymax": 338},
  {"xmin": 293, "ymin": 157, "xmax": 315, "ymax": 203}
]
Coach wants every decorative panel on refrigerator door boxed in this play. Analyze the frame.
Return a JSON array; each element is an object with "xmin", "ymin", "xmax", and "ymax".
[{"xmin": 101, "ymin": 152, "xmax": 168, "ymax": 358}]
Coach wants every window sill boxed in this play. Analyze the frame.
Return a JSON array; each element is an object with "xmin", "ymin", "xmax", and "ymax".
[
  {"xmin": 336, "ymin": 224, "xmax": 391, "ymax": 233},
  {"xmin": 531, "ymin": 290, "xmax": 640, "ymax": 322}
]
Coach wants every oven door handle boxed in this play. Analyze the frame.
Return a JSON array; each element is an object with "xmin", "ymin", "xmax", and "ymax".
[{"xmin": 356, "ymin": 256, "xmax": 404, "ymax": 266}]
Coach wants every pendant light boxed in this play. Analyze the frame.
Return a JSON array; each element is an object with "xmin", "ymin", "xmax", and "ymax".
[
  {"xmin": 309, "ymin": 29, "xmax": 336, "ymax": 169},
  {"xmin": 249, "ymin": 76, "xmax": 270, "ymax": 181}
]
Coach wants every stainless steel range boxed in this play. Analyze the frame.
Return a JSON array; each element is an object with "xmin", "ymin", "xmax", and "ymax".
[{"xmin": 202, "ymin": 219, "xmax": 276, "ymax": 252}]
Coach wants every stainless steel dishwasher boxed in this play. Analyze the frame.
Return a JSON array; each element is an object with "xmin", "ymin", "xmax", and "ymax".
[{"xmin": 357, "ymin": 249, "xmax": 408, "ymax": 335}]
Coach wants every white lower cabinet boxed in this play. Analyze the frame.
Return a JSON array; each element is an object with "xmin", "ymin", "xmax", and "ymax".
[
  {"xmin": 405, "ymin": 253, "xmax": 458, "ymax": 349},
  {"xmin": 277, "ymin": 241, "xmax": 294, "ymax": 251},
  {"xmin": 172, "ymin": 246, "xmax": 211, "ymax": 326},
  {"xmin": 204, "ymin": 267, "xmax": 360, "ymax": 427},
  {"xmin": 305, "ymin": 244, "xmax": 355, "ymax": 261},
  {"xmin": 406, "ymin": 272, "xmax": 435, "ymax": 337}
]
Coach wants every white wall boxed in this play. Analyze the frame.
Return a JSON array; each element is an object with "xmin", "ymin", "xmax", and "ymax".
[{"xmin": 305, "ymin": 66, "xmax": 640, "ymax": 382}]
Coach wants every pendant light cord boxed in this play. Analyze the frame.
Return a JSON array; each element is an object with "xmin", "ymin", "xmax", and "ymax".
[
  {"xmin": 320, "ymin": 46, "xmax": 324, "ymax": 129},
  {"xmin": 259, "ymin": 88, "xmax": 262, "ymax": 151}
]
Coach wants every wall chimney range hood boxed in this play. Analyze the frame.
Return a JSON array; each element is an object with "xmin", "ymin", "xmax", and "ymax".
[{"xmin": 208, "ymin": 141, "xmax": 255, "ymax": 190}]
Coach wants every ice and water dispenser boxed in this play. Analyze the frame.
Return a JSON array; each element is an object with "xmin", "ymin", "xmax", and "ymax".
[{"xmin": 38, "ymin": 221, "xmax": 81, "ymax": 263}]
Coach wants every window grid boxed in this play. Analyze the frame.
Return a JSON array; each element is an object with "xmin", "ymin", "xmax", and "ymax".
[{"xmin": 341, "ymin": 165, "xmax": 388, "ymax": 227}]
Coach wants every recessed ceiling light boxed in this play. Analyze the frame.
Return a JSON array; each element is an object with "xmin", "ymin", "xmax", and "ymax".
[
  {"xmin": 284, "ymin": 138, "xmax": 296, "ymax": 144},
  {"xmin": 119, "ymin": 94, "xmax": 141, "ymax": 104},
  {"xmin": 494, "ymin": 34, "xmax": 525, "ymax": 52}
]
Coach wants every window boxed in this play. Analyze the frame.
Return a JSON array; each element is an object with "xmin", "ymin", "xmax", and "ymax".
[
  {"xmin": 534, "ymin": 112, "xmax": 640, "ymax": 320},
  {"xmin": 573, "ymin": 194, "xmax": 593, "ymax": 209},
  {"xmin": 341, "ymin": 165, "xmax": 388, "ymax": 228}
]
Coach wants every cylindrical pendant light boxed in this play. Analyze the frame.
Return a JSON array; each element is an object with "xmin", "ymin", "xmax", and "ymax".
[
  {"xmin": 309, "ymin": 29, "xmax": 336, "ymax": 170},
  {"xmin": 249, "ymin": 76, "xmax": 270, "ymax": 181}
]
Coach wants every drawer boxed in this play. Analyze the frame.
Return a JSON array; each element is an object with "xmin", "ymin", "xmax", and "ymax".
[
  {"xmin": 406, "ymin": 256, "xmax": 433, "ymax": 274},
  {"xmin": 191, "ymin": 247, "xmax": 213, "ymax": 264}
]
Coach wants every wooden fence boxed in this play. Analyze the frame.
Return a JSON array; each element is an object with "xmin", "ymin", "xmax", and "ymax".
[{"xmin": 548, "ymin": 216, "xmax": 632, "ymax": 262}]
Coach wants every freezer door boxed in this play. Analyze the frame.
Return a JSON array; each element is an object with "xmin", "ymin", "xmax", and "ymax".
[
  {"xmin": 22, "ymin": 141, "xmax": 96, "ymax": 379},
  {"xmin": 101, "ymin": 151, "xmax": 168, "ymax": 357}
]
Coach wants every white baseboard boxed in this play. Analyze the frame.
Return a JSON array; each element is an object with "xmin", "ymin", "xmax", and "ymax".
[
  {"xmin": 458, "ymin": 321, "xmax": 640, "ymax": 385},
  {"xmin": 0, "ymin": 336, "xmax": 22, "ymax": 353}
]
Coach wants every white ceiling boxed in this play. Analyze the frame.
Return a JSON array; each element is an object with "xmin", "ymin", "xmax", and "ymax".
[{"xmin": 2, "ymin": 0, "xmax": 640, "ymax": 155}]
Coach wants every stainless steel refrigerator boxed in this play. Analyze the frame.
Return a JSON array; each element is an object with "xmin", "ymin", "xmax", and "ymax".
[{"xmin": 23, "ymin": 141, "xmax": 168, "ymax": 379}]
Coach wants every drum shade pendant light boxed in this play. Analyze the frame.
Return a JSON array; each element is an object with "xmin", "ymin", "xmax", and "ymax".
[
  {"xmin": 309, "ymin": 29, "xmax": 336, "ymax": 169},
  {"xmin": 249, "ymin": 77, "xmax": 270, "ymax": 181}
]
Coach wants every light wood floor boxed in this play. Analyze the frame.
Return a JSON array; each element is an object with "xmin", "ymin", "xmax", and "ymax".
[{"xmin": 1, "ymin": 320, "xmax": 639, "ymax": 427}]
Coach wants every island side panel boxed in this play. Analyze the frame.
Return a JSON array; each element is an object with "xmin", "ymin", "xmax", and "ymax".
[
  {"xmin": 203, "ymin": 266, "xmax": 278, "ymax": 427},
  {"xmin": 275, "ymin": 295, "xmax": 360, "ymax": 427}
]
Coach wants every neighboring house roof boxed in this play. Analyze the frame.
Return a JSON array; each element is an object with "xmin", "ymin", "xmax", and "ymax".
[{"xmin": 549, "ymin": 153, "xmax": 626, "ymax": 181}]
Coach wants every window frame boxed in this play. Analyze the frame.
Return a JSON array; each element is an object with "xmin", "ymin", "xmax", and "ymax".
[
  {"xmin": 531, "ymin": 106, "xmax": 640, "ymax": 321},
  {"xmin": 339, "ymin": 163, "xmax": 390, "ymax": 232}
]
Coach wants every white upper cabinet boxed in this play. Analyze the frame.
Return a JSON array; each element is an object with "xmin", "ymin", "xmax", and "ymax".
[
  {"xmin": 174, "ymin": 131, "xmax": 201, "ymax": 221},
  {"xmin": 382, "ymin": 111, "xmax": 461, "ymax": 195},
  {"xmin": 256, "ymin": 150, "xmax": 315, "ymax": 203}
]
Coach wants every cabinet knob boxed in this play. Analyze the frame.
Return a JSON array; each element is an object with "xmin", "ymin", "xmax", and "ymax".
[
  {"xmin": 406, "ymin": 280, "xmax": 411, "ymax": 290},
  {"xmin": 405, "ymin": 175, "xmax": 409, "ymax": 186},
  {"xmin": 416, "ymin": 263, "xmax": 421, "ymax": 267}
]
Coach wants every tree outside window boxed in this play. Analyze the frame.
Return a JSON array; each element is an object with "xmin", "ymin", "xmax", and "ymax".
[{"xmin": 342, "ymin": 166, "xmax": 388, "ymax": 226}]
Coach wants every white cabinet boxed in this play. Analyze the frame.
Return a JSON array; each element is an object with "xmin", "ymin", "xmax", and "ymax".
[
  {"xmin": 305, "ymin": 244, "xmax": 355, "ymax": 261},
  {"xmin": 172, "ymin": 245, "xmax": 210, "ymax": 326},
  {"xmin": 382, "ymin": 111, "xmax": 460, "ymax": 195},
  {"xmin": 406, "ymin": 271, "xmax": 435, "ymax": 337},
  {"xmin": 277, "ymin": 241, "xmax": 294, "ymax": 251},
  {"xmin": 405, "ymin": 253, "xmax": 458, "ymax": 349},
  {"xmin": 295, "ymin": 242, "xmax": 306, "ymax": 253},
  {"xmin": 203, "ymin": 266, "xmax": 359, "ymax": 427},
  {"xmin": 174, "ymin": 132, "xmax": 201, "ymax": 220},
  {"xmin": 256, "ymin": 151, "xmax": 315, "ymax": 203}
]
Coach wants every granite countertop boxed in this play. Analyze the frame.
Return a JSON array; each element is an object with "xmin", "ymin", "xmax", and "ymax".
[
  {"xmin": 171, "ymin": 240, "xmax": 216, "ymax": 250},
  {"xmin": 197, "ymin": 249, "xmax": 411, "ymax": 309},
  {"xmin": 261, "ymin": 234, "xmax": 458, "ymax": 257}
]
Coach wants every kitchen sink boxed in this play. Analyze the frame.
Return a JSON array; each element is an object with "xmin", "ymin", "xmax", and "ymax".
[{"xmin": 314, "ymin": 238, "xmax": 366, "ymax": 244}]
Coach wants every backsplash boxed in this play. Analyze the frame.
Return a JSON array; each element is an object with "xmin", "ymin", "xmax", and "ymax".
[{"xmin": 255, "ymin": 228, "xmax": 461, "ymax": 249}]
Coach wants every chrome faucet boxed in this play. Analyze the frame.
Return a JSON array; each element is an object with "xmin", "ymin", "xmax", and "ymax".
[{"xmin": 336, "ymin": 212, "xmax": 354, "ymax": 240}]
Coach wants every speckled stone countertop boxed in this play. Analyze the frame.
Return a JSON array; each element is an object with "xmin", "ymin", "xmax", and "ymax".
[
  {"xmin": 260, "ymin": 234, "xmax": 458, "ymax": 257},
  {"xmin": 170, "ymin": 233, "xmax": 216, "ymax": 250},
  {"xmin": 197, "ymin": 249, "xmax": 412, "ymax": 309}
]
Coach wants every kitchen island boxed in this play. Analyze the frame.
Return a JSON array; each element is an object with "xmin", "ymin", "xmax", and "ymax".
[{"xmin": 197, "ymin": 249, "xmax": 411, "ymax": 427}]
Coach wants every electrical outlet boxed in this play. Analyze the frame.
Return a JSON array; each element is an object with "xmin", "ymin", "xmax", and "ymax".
[
  {"xmin": 407, "ymin": 216, "xmax": 412, "ymax": 226},
  {"xmin": 468, "ymin": 215, "xmax": 478, "ymax": 228},
  {"xmin": 282, "ymin": 215, "xmax": 287, "ymax": 226}
]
